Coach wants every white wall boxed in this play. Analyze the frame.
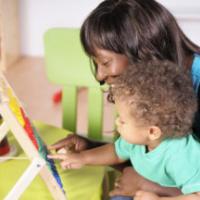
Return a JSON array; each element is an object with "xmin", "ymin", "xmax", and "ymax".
[{"xmin": 19, "ymin": 0, "xmax": 200, "ymax": 56}]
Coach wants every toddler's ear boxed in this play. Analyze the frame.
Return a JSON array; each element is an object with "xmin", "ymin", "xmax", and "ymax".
[{"xmin": 148, "ymin": 126, "xmax": 162, "ymax": 141}]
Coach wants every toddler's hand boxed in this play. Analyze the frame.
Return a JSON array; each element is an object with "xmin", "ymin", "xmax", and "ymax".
[{"xmin": 48, "ymin": 152, "xmax": 86, "ymax": 169}]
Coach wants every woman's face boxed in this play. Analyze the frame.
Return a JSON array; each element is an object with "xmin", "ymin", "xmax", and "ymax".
[{"xmin": 93, "ymin": 48, "xmax": 129, "ymax": 85}]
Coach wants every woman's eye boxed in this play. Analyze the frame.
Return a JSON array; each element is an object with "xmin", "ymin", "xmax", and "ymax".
[{"xmin": 102, "ymin": 61, "xmax": 110, "ymax": 66}]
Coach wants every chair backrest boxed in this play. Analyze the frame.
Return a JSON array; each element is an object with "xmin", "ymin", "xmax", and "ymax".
[{"xmin": 43, "ymin": 28, "xmax": 104, "ymax": 140}]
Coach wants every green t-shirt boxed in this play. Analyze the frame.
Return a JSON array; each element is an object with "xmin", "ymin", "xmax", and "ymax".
[{"xmin": 115, "ymin": 134, "xmax": 200, "ymax": 194}]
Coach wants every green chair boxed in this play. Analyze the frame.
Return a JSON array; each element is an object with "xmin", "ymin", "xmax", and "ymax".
[
  {"xmin": 43, "ymin": 28, "xmax": 113, "ymax": 199},
  {"xmin": 43, "ymin": 28, "xmax": 104, "ymax": 140}
]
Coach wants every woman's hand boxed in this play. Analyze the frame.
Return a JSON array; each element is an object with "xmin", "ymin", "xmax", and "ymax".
[
  {"xmin": 135, "ymin": 191, "xmax": 160, "ymax": 200},
  {"xmin": 110, "ymin": 167, "xmax": 143, "ymax": 197},
  {"xmin": 48, "ymin": 134, "xmax": 107, "ymax": 153},
  {"xmin": 48, "ymin": 134, "xmax": 90, "ymax": 153},
  {"xmin": 110, "ymin": 167, "xmax": 181, "ymax": 197}
]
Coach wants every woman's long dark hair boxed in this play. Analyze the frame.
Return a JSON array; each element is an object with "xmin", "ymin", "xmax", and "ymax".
[
  {"xmin": 80, "ymin": 0, "xmax": 200, "ymax": 139},
  {"xmin": 80, "ymin": 0, "xmax": 200, "ymax": 68}
]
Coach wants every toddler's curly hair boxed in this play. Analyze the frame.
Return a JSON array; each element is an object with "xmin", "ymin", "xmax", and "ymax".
[{"xmin": 110, "ymin": 60, "xmax": 197, "ymax": 138}]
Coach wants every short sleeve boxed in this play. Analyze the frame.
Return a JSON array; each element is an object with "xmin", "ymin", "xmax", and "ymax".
[
  {"xmin": 182, "ymin": 169, "xmax": 200, "ymax": 194},
  {"xmin": 114, "ymin": 137, "xmax": 134, "ymax": 160},
  {"xmin": 166, "ymin": 137, "xmax": 200, "ymax": 194}
]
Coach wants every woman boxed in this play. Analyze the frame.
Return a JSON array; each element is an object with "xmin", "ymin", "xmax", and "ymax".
[{"xmin": 50, "ymin": 0, "xmax": 200, "ymax": 199}]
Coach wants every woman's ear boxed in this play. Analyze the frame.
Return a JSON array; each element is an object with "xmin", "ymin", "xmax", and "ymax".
[{"xmin": 148, "ymin": 126, "xmax": 162, "ymax": 141}]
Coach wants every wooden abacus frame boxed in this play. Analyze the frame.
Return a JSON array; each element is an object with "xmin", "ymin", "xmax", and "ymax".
[{"xmin": 0, "ymin": 74, "xmax": 66, "ymax": 200}]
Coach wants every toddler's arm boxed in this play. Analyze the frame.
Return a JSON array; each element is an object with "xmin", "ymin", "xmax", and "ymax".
[{"xmin": 48, "ymin": 143, "xmax": 125, "ymax": 169}]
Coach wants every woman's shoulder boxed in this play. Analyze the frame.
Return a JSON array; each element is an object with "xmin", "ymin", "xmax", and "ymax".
[
  {"xmin": 191, "ymin": 53, "xmax": 200, "ymax": 94},
  {"xmin": 192, "ymin": 53, "xmax": 200, "ymax": 68}
]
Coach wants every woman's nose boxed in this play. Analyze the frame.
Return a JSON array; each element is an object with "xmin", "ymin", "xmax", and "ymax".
[{"xmin": 96, "ymin": 66, "xmax": 107, "ymax": 82}]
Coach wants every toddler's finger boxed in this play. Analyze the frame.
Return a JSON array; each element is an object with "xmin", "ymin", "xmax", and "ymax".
[{"xmin": 47, "ymin": 153, "xmax": 66, "ymax": 160}]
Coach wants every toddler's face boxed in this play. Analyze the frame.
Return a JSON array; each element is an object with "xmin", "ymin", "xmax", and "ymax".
[
  {"xmin": 93, "ymin": 48, "xmax": 129, "ymax": 85},
  {"xmin": 115, "ymin": 100, "xmax": 149, "ymax": 145}
]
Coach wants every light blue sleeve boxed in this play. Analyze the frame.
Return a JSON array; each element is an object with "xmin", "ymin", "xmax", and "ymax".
[
  {"xmin": 114, "ymin": 137, "xmax": 134, "ymax": 160},
  {"xmin": 191, "ymin": 54, "xmax": 200, "ymax": 94}
]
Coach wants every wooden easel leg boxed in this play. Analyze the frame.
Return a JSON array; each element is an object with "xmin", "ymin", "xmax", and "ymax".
[
  {"xmin": 0, "ymin": 121, "xmax": 9, "ymax": 142},
  {"xmin": 5, "ymin": 157, "xmax": 46, "ymax": 200}
]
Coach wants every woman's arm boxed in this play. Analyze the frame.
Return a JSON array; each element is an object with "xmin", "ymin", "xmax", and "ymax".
[
  {"xmin": 110, "ymin": 167, "xmax": 181, "ymax": 197},
  {"xmin": 135, "ymin": 191, "xmax": 200, "ymax": 200}
]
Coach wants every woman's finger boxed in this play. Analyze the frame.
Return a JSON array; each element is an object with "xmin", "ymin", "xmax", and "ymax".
[
  {"xmin": 114, "ymin": 180, "xmax": 121, "ymax": 188},
  {"xmin": 109, "ymin": 187, "xmax": 123, "ymax": 197},
  {"xmin": 48, "ymin": 134, "xmax": 74, "ymax": 150}
]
